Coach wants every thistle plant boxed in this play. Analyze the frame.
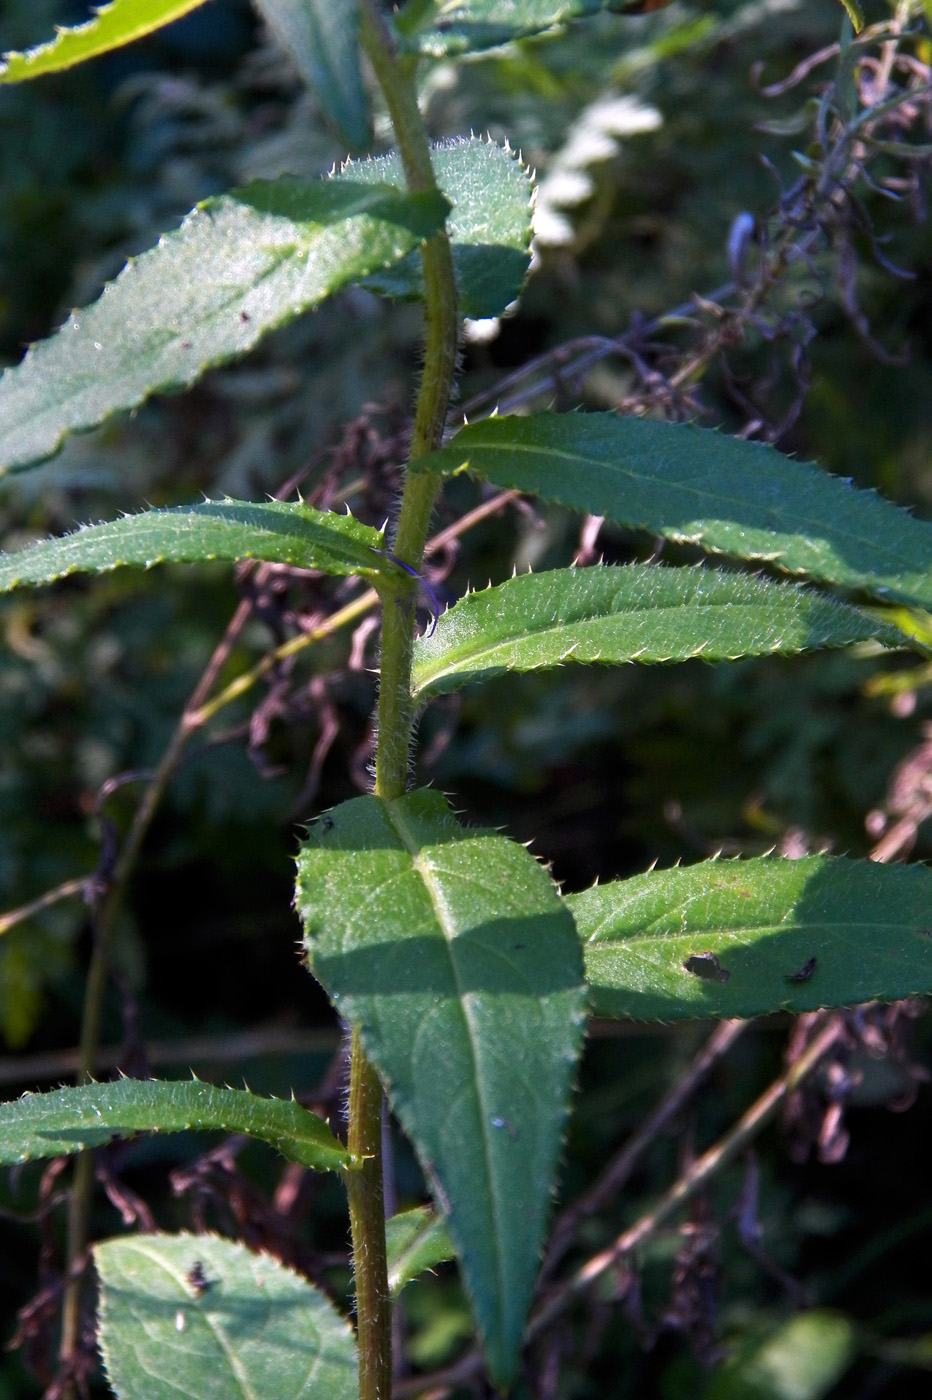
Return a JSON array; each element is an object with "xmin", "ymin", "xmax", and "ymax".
[{"xmin": 1, "ymin": 3, "xmax": 932, "ymax": 1399}]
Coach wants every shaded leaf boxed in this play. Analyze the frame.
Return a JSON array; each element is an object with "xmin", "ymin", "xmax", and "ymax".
[
  {"xmin": 0, "ymin": 498, "xmax": 385, "ymax": 593},
  {"xmin": 412, "ymin": 413, "xmax": 932, "ymax": 611},
  {"xmin": 411, "ymin": 564, "xmax": 904, "ymax": 697},
  {"xmin": 253, "ymin": 0, "xmax": 371, "ymax": 150},
  {"xmin": 0, "ymin": 1079, "xmax": 353, "ymax": 1172},
  {"xmin": 394, "ymin": 0, "xmax": 641, "ymax": 57},
  {"xmin": 95, "ymin": 1232, "xmax": 357, "ymax": 1400},
  {"xmin": 570, "ymin": 856, "xmax": 932, "ymax": 1021},
  {"xmin": 0, "ymin": 0, "xmax": 211, "ymax": 83},
  {"xmin": 295, "ymin": 789, "xmax": 586, "ymax": 1386},
  {"xmin": 339, "ymin": 137, "xmax": 533, "ymax": 319},
  {"xmin": 386, "ymin": 1206, "xmax": 455, "ymax": 1295},
  {"xmin": 0, "ymin": 180, "xmax": 448, "ymax": 474}
]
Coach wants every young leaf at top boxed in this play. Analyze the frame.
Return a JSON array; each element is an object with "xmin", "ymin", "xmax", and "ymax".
[
  {"xmin": 0, "ymin": 0, "xmax": 211, "ymax": 83},
  {"xmin": 412, "ymin": 413, "xmax": 932, "ymax": 613},
  {"xmin": 0, "ymin": 499, "xmax": 387, "ymax": 594},
  {"xmin": 338, "ymin": 137, "xmax": 534, "ymax": 319},
  {"xmin": 386, "ymin": 1206, "xmax": 455, "ymax": 1296},
  {"xmin": 411, "ymin": 564, "xmax": 905, "ymax": 698},
  {"xmin": 295, "ymin": 789, "xmax": 586, "ymax": 1387},
  {"xmin": 570, "ymin": 855, "xmax": 932, "ymax": 1021},
  {"xmin": 96, "ymin": 1232, "xmax": 357, "ymax": 1400},
  {"xmin": 0, "ymin": 180, "xmax": 448, "ymax": 476},
  {"xmin": 253, "ymin": 0, "xmax": 371, "ymax": 151},
  {"xmin": 0, "ymin": 1078, "xmax": 353, "ymax": 1172},
  {"xmin": 393, "ymin": 0, "xmax": 653, "ymax": 57}
]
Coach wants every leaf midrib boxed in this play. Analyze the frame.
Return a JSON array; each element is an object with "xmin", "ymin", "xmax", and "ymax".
[
  {"xmin": 385, "ymin": 803, "xmax": 510, "ymax": 1315},
  {"xmin": 466, "ymin": 435, "xmax": 919, "ymax": 578},
  {"xmin": 122, "ymin": 1242, "xmax": 260, "ymax": 1400}
]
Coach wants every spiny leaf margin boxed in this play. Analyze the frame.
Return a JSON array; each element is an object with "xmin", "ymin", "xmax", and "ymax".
[
  {"xmin": 412, "ymin": 412, "xmax": 932, "ymax": 613},
  {"xmin": 0, "ymin": 0, "xmax": 212, "ymax": 83},
  {"xmin": 96, "ymin": 1232, "xmax": 358, "ymax": 1400},
  {"xmin": 0, "ymin": 498, "xmax": 387, "ymax": 593},
  {"xmin": 411, "ymin": 563, "xmax": 905, "ymax": 697},
  {"xmin": 295, "ymin": 788, "xmax": 586, "ymax": 1386},
  {"xmin": 571, "ymin": 855, "xmax": 932, "ymax": 1021},
  {"xmin": 337, "ymin": 136, "xmax": 534, "ymax": 320},
  {"xmin": 0, "ymin": 1078, "xmax": 354, "ymax": 1172},
  {"xmin": 0, "ymin": 180, "xmax": 448, "ymax": 475}
]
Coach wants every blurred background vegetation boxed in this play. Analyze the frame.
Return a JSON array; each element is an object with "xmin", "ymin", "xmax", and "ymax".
[{"xmin": 1, "ymin": 0, "xmax": 932, "ymax": 1396}]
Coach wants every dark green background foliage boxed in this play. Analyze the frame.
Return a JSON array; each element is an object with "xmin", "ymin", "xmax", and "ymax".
[{"xmin": 1, "ymin": 0, "xmax": 932, "ymax": 1395}]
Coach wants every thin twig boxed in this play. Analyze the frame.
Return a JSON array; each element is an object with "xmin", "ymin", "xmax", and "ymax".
[
  {"xmin": 392, "ymin": 1014, "xmax": 845, "ymax": 1399},
  {"xmin": 539, "ymin": 1019, "xmax": 747, "ymax": 1285},
  {"xmin": 528, "ymin": 1014, "xmax": 845, "ymax": 1338}
]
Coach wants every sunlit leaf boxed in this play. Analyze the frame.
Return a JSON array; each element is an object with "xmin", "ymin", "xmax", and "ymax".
[
  {"xmin": 411, "ymin": 564, "xmax": 905, "ymax": 697},
  {"xmin": 339, "ymin": 137, "xmax": 533, "ymax": 319},
  {"xmin": 0, "ymin": 1079, "xmax": 352, "ymax": 1172},
  {"xmin": 96, "ymin": 1233, "xmax": 357, "ymax": 1400},
  {"xmin": 295, "ymin": 789, "xmax": 586, "ymax": 1386},
  {"xmin": 0, "ymin": 0, "xmax": 211, "ymax": 83},
  {"xmin": 0, "ymin": 181, "xmax": 447, "ymax": 475},
  {"xmin": 836, "ymin": 0, "xmax": 865, "ymax": 33},
  {"xmin": 413, "ymin": 413, "xmax": 932, "ymax": 612},
  {"xmin": 0, "ymin": 498, "xmax": 385, "ymax": 593},
  {"xmin": 707, "ymin": 1311, "xmax": 856, "ymax": 1400},
  {"xmin": 571, "ymin": 856, "xmax": 932, "ymax": 1020}
]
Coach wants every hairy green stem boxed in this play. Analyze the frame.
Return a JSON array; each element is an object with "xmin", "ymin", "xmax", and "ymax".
[
  {"xmin": 344, "ymin": 1026, "xmax": 392, "ymax": 1400},
  {"xmin": 349, "ymin": 8, "xmax": 459, "ymax": 1398}
]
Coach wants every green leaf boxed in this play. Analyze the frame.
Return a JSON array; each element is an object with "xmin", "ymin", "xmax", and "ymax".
[
  {"xmin": 411, "ymin": 564, "xmax": 904, "ymax": 698},
  {"xmin": 385, "ymin": 1206, "xmax": 455, "ymax": 1296},
  {"xmin": 413, "ymin": 413, "xmax": 932, "ymax": 612},
  {"xmin": 395, "ymin": 0, "xmax": 634, "ymax": 57},
  {"xmin": 0, "ymin": 1078, "xmax": 353, "ymax": 1172},
  {"xmin": 253, "ymin": 0, "xmax": 371, "ymax": 150},
  {"xmin": 835, "ymin": 0, "xmax": 865, "ymax": 33},
  {"xmin": 95, "ymin": 1232, "xmax": 357, "ymax": 1400},
  {"xmin": 338, "ymin": 137, "xmax": 533, "ymax": 319},
  {"xmin": 0, "ymin": 0, "xmax": 212, "ymax": 83},
  {"xmin": 0, "ymin": 180, "xmax": 448, "ymax": 475},
  {"xmin": 0, "ymin": 498, "xmax": 385, "ymax": 593},
  {"xmin": 570, "ymin": 856, "xmax": 932, "ymax": 1021},
  {"xmin": 295, "ymin": 789, "xmax": 586, "ymax": 1386},
  {"xmin": 706, "ymin": 1311, "xmax": 855, "ymax": 1400}
]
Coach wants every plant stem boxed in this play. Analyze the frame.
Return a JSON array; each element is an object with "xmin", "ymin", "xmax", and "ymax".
[
  {"xmin": 344, "ymin": 1026, "xmax": 392, "ymax": 1400},
  {"xmin": 349, "ymin": 9, "xmax": 459, "ymax": 1398}
]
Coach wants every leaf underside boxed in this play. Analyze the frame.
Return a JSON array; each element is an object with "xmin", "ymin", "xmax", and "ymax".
[
  {"xmin": 0, "ymin": 499, "xmax": 385, "ymax": 594},
  {"xmin": 339, "ymin": 137, "xmax": 534, "ymax": 319},
  {"xmin": 0, "ymin": 180, "xmax": 447, "ymax": 475},
  {"xmin": 253, "ymin": 0, "xmax": 371, "ymax": 150},
  {"xmin": 295, "ymin": 789, "xmax": 586, "ymax": 1386},
  {"xmin": 411, "ymin": 564, "xmax": 903, "ymax": 697},
  {"xmin": 95, "ymin": 1233, "xmax": 357, "ymax": 1400},
  {"xmin": 394, "ymin": 0, "xmax": 641, "ymax": 56},
  {"xmin": 0, "ymin": 0, "xmax": 211, "ymax": 83},
  {"xmin": 570, "ymin": 856, "xmax": 932, "ymax": 1021},
  {"xmin": 412, "ymin": 413, "xmax": 932, "ymax": 613},
  {"xmin": 0, "ymin": 1079, "xmax": 352, "ymax": 1172}
]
